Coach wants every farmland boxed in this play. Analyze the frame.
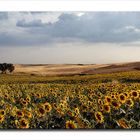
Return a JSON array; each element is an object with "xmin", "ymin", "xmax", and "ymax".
[{"xmin": 0, "ymin": 63, "xmax": 140, "ymax": 129}]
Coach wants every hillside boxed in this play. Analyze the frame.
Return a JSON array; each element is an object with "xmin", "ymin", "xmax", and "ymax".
[{"xmin": 13, "ymin": 62, "xmax": 140, "ymax": 76}]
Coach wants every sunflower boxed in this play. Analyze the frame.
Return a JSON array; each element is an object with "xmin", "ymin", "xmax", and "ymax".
[
  {"xmin": 74, "ymin": 107, "xmax": 80, "ymax": 117},
  {"xmin": 111, "ymin": 95, "xmax": 116, "ymax": 100},
  {"xmin": 92, "ymin": 99, "xmax": 96, "ymax": 104},
  {"xmin": 15, "ymin": 120, "xmax": 19, "ymax": 128},
  {"xmin": 126, "ymin": 99, "xmax": 134, "ymax": 107},
  {"xmin": 104, "ymin": 96, "xmax": 111, "ymax": 105},
  {"xmin": 52, "ymin": 103, "xmax": 57, "ymax": 110},
  {"xmin": 0, "ymin": 100, "xmax": 5, "ymax": 106},
  {"xmin": 0, "ymin": 115, "xmax": 4, "ymax": 123},
  {"xmin": 16, "ymin": 110, "xmax": 24, "ymax": 118},
  {"xmin": 103, "ymin": 104, "xmax": 111, "ymax": 113},
  {"xmin": 77, "ymin": 94, "xmax": 81, "ymax": 99},
  {"xmin": 0, "ymin": 109, "xmax": 5, "ymax": 116},
  {"xmin": 11, "ymin": 106, "xmax": 18, "ymax": 116},
  {"xmin": 67, "ymin": 110, "xmax": 75, "ymax": 117},
  {"xmin": 5, "ymin": 104, "xmax": 12, "ymax": 113},
  {"xmin": 95, "ymin": 111, "xmax": 104, "ymax": 123},
  {"xmin": 98, "ymin": 99, "xmax": 103, "ymax": 105},
  {"xmin": 63, "ymin": 96, "xmax": 69, "ymax": 101},
  {"xmin": 10, "ymin": 97, "xmax": 16, "ymax": 104},
  {"xmin": 99, "ymin": 105, "xmax": 104, "ymax": 112},
  {"xmin": 88, "ymin": 94, "xmax": 93, "ymax": 100},
  {"xmin": 15, "ymin": 118, "xmax": 29, "ymax": 129},
  {"xmin": 23, "ymin": 109, "xmax": 32, "ymax": 119},
  {"xmin": 131, "ymin": 91, "xmax": 139, "ymax": 99},
  {"xmin": 37, "ymin": 105, "xmax": 46, "ymax": 117},
  {"xmin": 65, "ymin": 120, "xmax": 77, "ymax": 129},
  {"xmin": 59, "ymin": 103, "xmax": 65, "ymax": 109},
  {"xmin": 44, "ymin": 102, "xmax": 52, "ymax": 113},
  {"xmin": 36, "ymin": 93, "xmax": 42, "ymax": 98},
  {"xmin": 118, "ymin": 94, "xmax": 126, "ymax": 104},
  {"xmin": 62, "ymin": 101, "xmax": 68, "ymax": 109},
  {"xmin": 92, "ymin": 106, "xmax": 97, "ymax": 112},
  {"xmin": 3, "ymin": 93, "xmax": 9, "ymax": 99},
  {"xmin": 26, "ymin": 96, "xmax": 31, "ymax": 103},
  {"xmin": 20, "ymin": 98, "xmax": 28, "ymax": 106},
  {"xmin": 124, "ymin": 92, "xmax": 129, "ymax": 99},
  {"xmin": 116, "ymin": 119, "xmax": 130, "ymax": 129},
  {"xmin": 111, "ymin": 100, "xmax": 121, "ymax": 109},
  {"xmin": 87, "ymin": 101, "xmax": 93, "ymax": 106}
]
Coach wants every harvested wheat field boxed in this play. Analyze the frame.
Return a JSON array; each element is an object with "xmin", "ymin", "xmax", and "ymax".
[
  {"xmin": 14, "ymin": 62, "xmax": 140, "ymax": 76},
  {"xmin": 14, "ymin": 64, "xmax": 109, "ymax": 76}
]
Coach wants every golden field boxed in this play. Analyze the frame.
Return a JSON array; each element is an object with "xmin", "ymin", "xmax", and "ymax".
[{"xmin": 0, "ymin": 63, "xmax": 140, "ymax": 129}]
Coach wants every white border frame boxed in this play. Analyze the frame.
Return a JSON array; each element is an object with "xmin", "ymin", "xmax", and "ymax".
[
  {"xmin": 0, "ymin": 1, "xmax": 140, "ymax": 140},
  {"xmin": 0, "ymin": 131, "xmax": 140, "ymax": 140},
  {"xmin": 0, "ymin": 1, "xmax": 140, "ymax": 11}
]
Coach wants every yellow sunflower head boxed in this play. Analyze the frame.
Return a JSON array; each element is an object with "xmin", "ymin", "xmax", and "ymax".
[
  {"xmin": 103, "ymin": 104, "xmax": 111, "ymax": 113},
  {"xmin": 65, "ymin": 120, "xmax": 77, "ymax": 129},
  {"xmin": 74, "ymin": 107, "xmax": 80, "ymax": 117},
  {"xmin": 26, "ymin": 96, "xmax": 31, "ymax": 103},
  {"xmin": 104, "ymin": 96, "xmax": 112, "ymax": 105},
  {"xmin": 16, "ymin": 110, "xmax": 24, "ymax": 118},
  {"xmin": 15, "ymin": 118, "xmax": 29, "ymax": 129},
  {"xmin": 118, "ymin": 93, "xmax": 126, "ymax": 104},
  {"xmin": 20, "ymin": 98, "xmax": 28, "ymax": 106},
  {"xmin": 23, "ymin": 109, "xmax": 32, "ymax": 119},
  {"xmin": 126, "ymin": 99, "xmax": 134, "ymax": 107},
  {"xmin": 44, "ymin": 102, "xmax": 52, "ymax": 113},
  {"xmin": 98, "ymin": 99, "xmax": 103, "ymax": 105},
  {"xmin": 131, "ymin": 91, "xmax": 139, "ymax": 99},
  {"xmin": 37, "ymin": 105, "xmax": 46, "ymax": 117},
  {"xmin": 116, "ymin": 119, "xmax": 130, "ymax": 129},
  {"xmin": 0, "ymin": 115, "xmax": 4, "ymax": 123},
  {"xmin": 95, "ymin": 111, "xmax": 104, "ymax": 124},
  {"xmin": 124, "ymin": 92, "xmax": 129, "ymax": 99},
  {"xmin": 0, "ymin": 109, "xmax": 5, "ymax": 116},
  {"xmin": 36, "ymin": 93, "xmax": 42, "ymax": 98},
  {"xmin": 111, "ymin": 100, "xmax": 121, "ymax": 109}
]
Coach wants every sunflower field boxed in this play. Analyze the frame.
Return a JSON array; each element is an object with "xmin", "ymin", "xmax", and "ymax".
[{"xmin": 0, "ymin": 71, "xmax": 140, "ymax": 129}]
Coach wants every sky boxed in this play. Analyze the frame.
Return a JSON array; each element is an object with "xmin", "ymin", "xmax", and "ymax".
[{"xmin": 0, "ymin": 12, "xmax": 140, "ymax": 64}]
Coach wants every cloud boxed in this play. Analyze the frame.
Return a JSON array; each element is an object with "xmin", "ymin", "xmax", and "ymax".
[
  {"xmin": 16, "ymin": 19, "xmax": 46, "ymax": 27},
  {"xmin": 0, "ymin": 12, "xmax": 8, "ymax": 20},
  {"xmin": 16, "ymin": 12, "xmax": 140, "ymax": 43},
  {"xmin": 0, "ymin": 31, "xmax": 53, "ymax": 46},
  {"xmin": 1, "ymin": 12, "xmax": 140, "ymax": 47},
  {"xmin": 114, "ymin": 26, "xmax": 140, "ymax": 34},
  {"xmin": 48, "ymin": 12, "xmax": 140, "ymax": 43}
]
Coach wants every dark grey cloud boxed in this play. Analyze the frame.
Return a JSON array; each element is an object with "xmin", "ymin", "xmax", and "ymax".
[
  {"xmin": 30, "ymin": 12, "xmax": 50, "ymax": 15},
  {"xmin": 16, "ymin": 19, "xmax": 46, "ymax": 27},
  {"xmin": 0, "ymin": 32, "xmax": 52, "ymax": 46}
]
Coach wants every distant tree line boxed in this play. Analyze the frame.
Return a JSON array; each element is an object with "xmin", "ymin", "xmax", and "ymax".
[{"xmin": 0, "ymin": 63, "xmax": 15, "ymax": 74}]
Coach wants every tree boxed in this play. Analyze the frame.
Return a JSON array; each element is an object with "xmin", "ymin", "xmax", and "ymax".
[
  {"xmin": 7, "ymin": 63, "xmax": 15, "ymax": 73},
  {"xmin": 0, "ymin": 63, "xmax": 7, "ymax": 74},
  {"xmin": 0, "ymin": 63, "xmax": 15, "ymax": 74}
]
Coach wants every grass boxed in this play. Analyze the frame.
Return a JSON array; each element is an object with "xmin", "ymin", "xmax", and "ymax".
[{"xmin": 0, "ymin": 70, "xmax": 140, "ymax": 84}]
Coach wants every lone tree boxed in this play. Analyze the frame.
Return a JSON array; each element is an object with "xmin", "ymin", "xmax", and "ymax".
[{"xmin": 0, "ymin": 63, "xmax": 15, "ymax": 74}]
